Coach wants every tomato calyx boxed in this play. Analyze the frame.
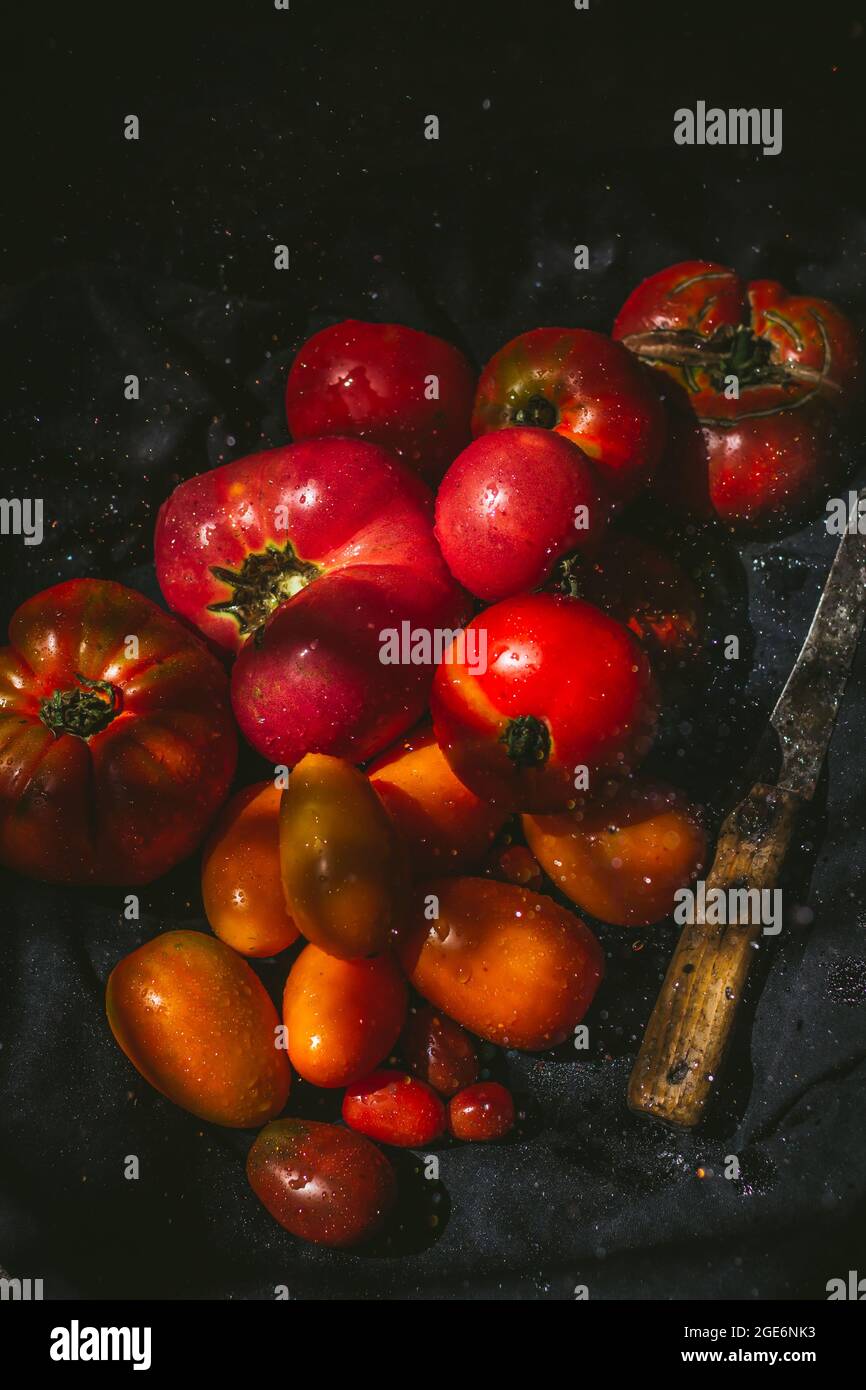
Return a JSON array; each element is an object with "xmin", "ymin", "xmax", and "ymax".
[
  {"xmin": 500, "ymin": 715, "xmax": 551, "ymax": 768},
  {"xmin": 620, "ymin": 322, "xmax": 821, "ymax": 396},
  {"xmin": 549, "ymin": 551, "xmax": 586, "ymax": 598},
  {"xmin": 208, "ymin": 541, "xmax": 321, "ymax": 637},
  {"xmin": 40, "ymin": 674, "xmax": 120, "ymax": 740},
  {"xmin": 510, "ymin": 393, "xmax": 558, "ymax": 430}
]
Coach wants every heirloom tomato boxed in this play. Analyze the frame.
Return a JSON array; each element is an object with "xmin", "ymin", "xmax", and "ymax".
[
  {"xmin": 284, "ymin": 319, "xmax": 476, "ymax": 485},
  {"xmin": 398, "ymin": 877, "xmax": 604, "ymax": 1051},
  {"xmin": 430, "ymin": 593, "xmax": 658, "ymax": 813},
  {"xmin": 471, "ymin": 328, "xmax": 666, "ymax": 504},
  {"xmin": 201, "ymin": 781, "xmax": 298, "ymax": 957},
  {"xmin": 434, "ymin": 427, "xmax": 609, "ymax": 600},
  {"xmin": 613, "ymin": 260, "xmax": 861, "ymax": 530},
  {"xmin": 342, "ymin": 1069, "xmax": 446, "ymax": 1147},
  {"xmin": 106, "ymin": 931, "xmax": 291, "ymax": 1128},
  {"xmin": 155, "ymin": 438, "xmax": 466, "ymax": 766},
  {"xmin": 0, "ymin": 579, "xmax": 236, "ymax": 885},
  {"xmin": 282, "ymin": 944, "xmax": 407, "ymax": 1088},
  {"xmin": 402, "ymin": 1004, "xmax": 479, "ymax": 1096},
  {"xmin": 247, "ymin": 1118, "xmax": 396, "ymax": 1248},
  {"xmin": 448, "ymin": 1082, "xmax": 515, "ymax": 1142}
]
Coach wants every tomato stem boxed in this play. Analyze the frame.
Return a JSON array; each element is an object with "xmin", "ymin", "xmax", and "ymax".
[
  {"xmin": 619, "ymin": 324, "xmax": 830, "ymax": 393},
  {"xmin": 501, "ymin": 715, "xmax": 551, "ymax": 768},
  {"xmin": 40, "ymin": 674, "xmax": 120, "ymax": 739},
  {"xmin": 510, "ymin": 394, "xmax": 558, "ymax": 429},
  {"xmin": 208, "ymin": 541, "xmax": 321, "ymax": 636}
]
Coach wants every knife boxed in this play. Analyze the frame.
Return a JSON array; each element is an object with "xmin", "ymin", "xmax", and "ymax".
[{"xmin": 628, "ymin": 489, "xmax": 866, "ymax": 1128}]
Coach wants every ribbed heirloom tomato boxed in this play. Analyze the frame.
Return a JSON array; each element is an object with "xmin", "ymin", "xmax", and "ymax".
[
  {"xmin": 155, "ymin": 438, "xmax": 466, "ymax": 766},
  {"xmin": 0, "ymin": 579, "xmax": 237, "ymax": 885}
]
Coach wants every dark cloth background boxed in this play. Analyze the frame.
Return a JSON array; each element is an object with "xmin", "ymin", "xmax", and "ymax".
[{"xmin": 1, "ymin": 1, "xmax": 866, "ymax": 1300}]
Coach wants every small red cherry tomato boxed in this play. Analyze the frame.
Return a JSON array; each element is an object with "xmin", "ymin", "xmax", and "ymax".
[
  {"xmin": 342, "ymin": 1069, "xmax": 446, "ymax": 1147},
  {"xmin": 402, "ymin": 1005, "xmax": 479, "ymax": 1096},
  {"xmin": 448, "ymin": 1082, "xmax": 515, "ymax": 1142}
]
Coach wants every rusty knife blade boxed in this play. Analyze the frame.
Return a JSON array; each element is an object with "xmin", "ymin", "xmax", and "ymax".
[{"xmin": 771, "ymin": 488, "xmax": 866, "ymax": 801}]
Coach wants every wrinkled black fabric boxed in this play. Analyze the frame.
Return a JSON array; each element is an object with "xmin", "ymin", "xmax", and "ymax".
[{"xmin": 1, "ymin": 4, "xmax": 866, "ymax": 1300}]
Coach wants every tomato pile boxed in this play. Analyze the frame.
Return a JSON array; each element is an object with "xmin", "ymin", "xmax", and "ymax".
[{"xmin": 1, "ymin": 262, "xmax": 859, "ymax": 1250}]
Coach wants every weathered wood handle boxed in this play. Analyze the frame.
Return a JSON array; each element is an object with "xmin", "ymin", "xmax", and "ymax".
[{"xmin": 627, "ymin": 782, "xmax": 803, "ymax": 1128}]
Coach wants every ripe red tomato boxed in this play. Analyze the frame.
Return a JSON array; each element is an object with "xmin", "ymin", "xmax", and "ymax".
[
  {"xmin": 401, "ymin": 1004, "xmax": 479, "ymax": 1096},
  {"xmin": 431, "ymin": 593, "xmax": 658, "ymax": 813},
  {"xmin": 0, "ymin": 579, "xmax": 236, "ymax": 885},
  {"xmin": 471, "ymin": 328, "xmax": 666, "ymax": 504},
  {"xmin": 342, "ymin": 1069, "xmax": 446, "ymax": 1147},
  {"xmin": 448, "ymin": 1082, "xmax": 515, "ymax": 1142},
  {"xmin": 613, "ymin": 260, "xmax": 861, "ymax": 530},
  {"xmin": 155, "ymin": 438, "xmax": 466, "ymax": 766},
  {"xmin": 285, "ymin": 319, "xmax": 476, "ymax": 485},
  {"xmin": 434, "ymin": 427, "xmax": 609, "ymax": 601}
]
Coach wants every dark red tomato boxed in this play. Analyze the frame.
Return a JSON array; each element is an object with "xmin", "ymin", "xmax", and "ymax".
[
  {"xmin": 155, "ymin": 438, "xmax": 466, "ymax": 766},
  {"xmin": 431, "ymin": 593, "xmax": 659, "ymax": 813},
  {"xmin": 247, "ymin": 1118, "xmax": 396, "ymax": 1248},
  {"xmin": 342, "ymin": 1069, "xmax": 446, "ymax": 1147},
  {"xmin": 402, "ymin": 1004, "xmax": 479, "ymax": 1096},
  {"xmin": 285, "ymin": 319, "xmax": 476, "ymax": 485},
  {"xmin": 0, "ymin": 580, "xmax": 236, "ymax": 885},
  {"xmin": 578, "ymin": 534, "xmax": 705, "ymax": 672},
  {"xmin": 471, "ymin": 328, "xmax": 666, "ymax": 504},
  {"xmin": 434, "ymin": 427, "xmax": 609, "ymax": 601},
  {"xmin": 448, "ymin": 1082, "xmax": 515, "ymax": 1142},
  {"xmin": 614, "ymin": 261, "xmax": 861, "ymax": 530}
]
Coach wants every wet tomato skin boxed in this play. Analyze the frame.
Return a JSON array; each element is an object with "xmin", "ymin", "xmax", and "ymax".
[
  {"xmin": 202, "ymin": 782, "xmax": 299, "ymax": 957},
  {"xmin": 402, "ymin": 1004, "xmax": 479, "ymax": 1096},
  {"xmin": 279, "ymin": 753, "xmax": 407, "ymax": 959},
  {"xmin": 448, "ymin": 1082, "xmax": 515, "ymax": 1141},
  {"xmin": 283, "ymin": 945, "xmax": 407, "ymax": 1088},
  {"xmin": 106, "ymin": 930, "xmax": 291, "ymax": 1128},
  {"xmin": 342, "ymin": 1069, "xmax": 446, "ymax": 1147},
  {"xmin": 398, "ymin": 877, "xmax": 604, "ymax": 1051},
  {"xmin": 247, "ymin": 1118, "xmax": 396, "ymax": 1248}
]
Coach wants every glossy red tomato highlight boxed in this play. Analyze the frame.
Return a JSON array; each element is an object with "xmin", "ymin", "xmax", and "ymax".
[
  {"xmin": 448, "ymin": 1082, "xmax": 515, "ymax": 1142},
  {"xmin": 342, "ymin": 1069, "xmax": 446, "ymax": 1147}
]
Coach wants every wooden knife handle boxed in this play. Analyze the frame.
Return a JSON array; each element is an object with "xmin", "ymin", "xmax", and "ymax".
[{"xmin": 627, "ymin": 782, "xmax": 803, "ymax": 1128}]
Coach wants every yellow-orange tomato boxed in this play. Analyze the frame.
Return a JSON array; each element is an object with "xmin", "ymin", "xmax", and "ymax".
[
  {"xmin": 279, "ymin": 753, "xmax": 407, "ymax": 959},
  {"xmin": 283, "ymin": 944, "xmax": 407, "ymax": 1088},
  {"xmin": 106, "ymin": 930, "xmax": 291, "ymax": 1127},
  {"xmin": 398, "ymin": 878, "xmax": 604, "ymax": 1051},
  {"xmin": 369, "ymin": 726, "xmax": 507, "ymax": 876},
  {"xmin": 201, "ymin": 782, "xmax": 299, "ymax": 957},
  {"xmin": 523, "ymin": 780, "xmax": 706, "ymax": 927}
]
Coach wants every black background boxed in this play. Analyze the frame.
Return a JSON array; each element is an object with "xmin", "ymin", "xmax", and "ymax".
[{"xmin": 1, "ymin": 0, "xmax": 866, "ymax": 1301}]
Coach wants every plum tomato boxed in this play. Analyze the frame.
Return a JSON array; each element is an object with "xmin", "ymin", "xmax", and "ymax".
[
  {"xmin": 279, "ymin": 753, "xmax": 408, "ymax": 958},
  {"xmin": 577, "ymin": 534, "xmax": 705, "ymax": 672},
  {"xmin": 284, "ymin": 319, "xmax": 476, "ymax": 486},
  {"xmin": 613, "ymin": 260, "xmax": 861, "ymax": 530},
  {"xmin": 201, "ymin": 781, "xmax": 299, "ymax": 957},
  {"xmin": 398, "ymin": 877, "xmax": 604, "ymax": 1051},
  {"xmin": 434, "ymin": 427, "xmax": 609, "ymax": 601},
  {"xmin": 368, "ymin": 724, "xmax": 507, "ymax": 877},
  {"xmin": 431, "ymin": 592, "xmax": 659, "ymax": 813},
  {"xmin": 154, "ymin": 438, "xmax": 466, "ymax": 766},
  {"xmin": 0, "ymin": 579, "xmax": 237, "ymax": 886},
  {"xmin": 342, "ymin": 1069, "xmax": 446, "ymax": 1147},
  {"xmin": 523, "ymin": 779, "xmax": 706, "ymax": 928},
  {"xmin": 401, "ymin": 1004, "xmax": 479, "ymax": 1096},
  {"xmin": 283, "ymin": 945, "xmax": 407, "ymax": 1088},
  {"xmin": 448, "ymin": 1082, "xmax": 515, "ymax": 1142},
  {"xmin": 471, "ymin": 327, "xmax": 666, "ymax": 504},
  {"xmin": 247, "ymin": 1118, "xmax": 396, "ymax": 1248},
  {"xmin": 106, "ymin": 931, "xmax": 291, "ymax": 1128}
]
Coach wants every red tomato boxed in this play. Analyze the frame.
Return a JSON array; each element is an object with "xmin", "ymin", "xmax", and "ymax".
[
  {"xmin": 613, "ymin": 261, "xmax": 861, "ymax": 530},
  {"xmin": 402, "ymin": 1004, "xmax": 479, "ymax": 1096},
  {"xmin": 431, "ymin": 593, "xmax": 658, "ymax": 813},
  {"xmin": 155, "ymin": 438, "xmax": 466, "ymax": 766},
  {"xmin": 448, "ymin": 1082, "xmax": 515, "ymax": 1142},
  {"xmin": 434, "ymin": 427, "xmax": 609, "ymax": 601},
  {"xmin": 285, "ymin": 320, "xmax": 476, "ymax": 485},
  {"xmin": 0, "ymin": 579, "xmax": 236, "ymax": 885},
  {"xmin": 471, "ymin": 328, "xmax": 666, "ymax": 503},
  {"xmin": 579, "ymin": 534, "xmax": 705, "ymax": 673},
  {"xmin": 342, "ymin": 1069, "xmax": 446, "ymax": 1147}
]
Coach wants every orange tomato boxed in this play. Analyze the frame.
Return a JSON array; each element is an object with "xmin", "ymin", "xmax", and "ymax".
[
  {"xmin": 106, "ymin": 930, "xmax": 291, "ymax": 1127},
  {"xmin": 201, "ymin": 781, "xmax": 298, "ymax": 957},
  {"xmin": 523, "ymin": 779, "xmax": 706, "ymax": 927},
  {"xmin": 369, "ymin": 726, "xmax": 507, "ymax": 876},
  {"xmin": 398, "ymin": 878, "xmax": 603, "ymax": 1051},
  {"xmin": 283, "ymin": 944, "xmax": 407, "ymax": 1088},
  {"xmin": 280, "ymin": 754, "xmax": 407, "ymax": 959}
]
